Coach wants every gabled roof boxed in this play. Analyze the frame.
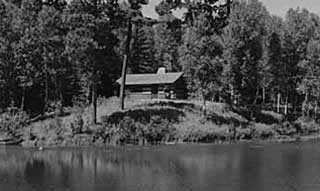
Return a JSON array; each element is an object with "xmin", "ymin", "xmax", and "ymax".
[{"xmin": 116, "ymin": 72, "xmax": 183, "ymax": 85}]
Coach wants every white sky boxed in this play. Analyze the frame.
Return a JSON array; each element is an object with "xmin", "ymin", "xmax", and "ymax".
[{"xmin": 142, "ymin": 0, "xmax": 320, "ymax": 18}]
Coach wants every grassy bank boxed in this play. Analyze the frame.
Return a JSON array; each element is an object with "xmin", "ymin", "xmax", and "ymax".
[{"xmin": 1, "ymin": 97, "xmax": 320, "ymax": 147}]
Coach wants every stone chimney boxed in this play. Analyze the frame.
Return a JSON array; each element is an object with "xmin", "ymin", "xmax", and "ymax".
[{"xmin": 157, "ymin": 67, "xmax": 166, "ymax": 74}]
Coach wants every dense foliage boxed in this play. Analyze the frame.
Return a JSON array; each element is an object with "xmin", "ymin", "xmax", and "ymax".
[{"xmin": 1, "ymin": 0, "xmax": 320, "ymax": 123}]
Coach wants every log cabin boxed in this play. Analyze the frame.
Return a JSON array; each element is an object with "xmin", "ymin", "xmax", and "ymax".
[{"xmin": 116, "ymin": 67, "xmax": 187, "ymax": 99}]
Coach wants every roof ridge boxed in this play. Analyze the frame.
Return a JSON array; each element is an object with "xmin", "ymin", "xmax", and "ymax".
[{"xmin": 126, "ymin": 72, "xmax": 183, "ymax": 75}]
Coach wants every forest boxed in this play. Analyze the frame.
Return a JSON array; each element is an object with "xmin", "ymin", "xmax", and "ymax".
[{"xmin": 1, "ymin": 0, "xmax": 320, "ymax": 145}]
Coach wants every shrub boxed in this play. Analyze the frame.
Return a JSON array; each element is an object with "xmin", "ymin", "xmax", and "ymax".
[
  {"xmin": 234, "ymin": 107, "xmax": 284, "ymax": 124},
  {"xmin": 237, "ymin": 127, "xmax": 252, "ymax": 140},
  {"xmin": 205, "ymin": 112, "xmax": 248, "ymax": 126},
  {"xmin": 104, "ymin": 107, "xmax": 184, "ymax": 125},
  {"xmin": 146, "ymin": 115, "xmax": 174, "ymax": 143},
  {"xmin": 252, "ymin": 123, "xmax": 276, "ymax": 139},
  {"xmin": 70, "ymin": 114, "xmax": 84, "ymax": 135},
  {"xmin": 0, "ymin": 110, "xmax": 29, "ymax": 137},
  {"xmin": 295, "ymin": 117, "xmax": 320, "ymax": 134},
  {"xmin": 198, "ymin": 124, "xmax": 230, "ymax": 142},
  {"xmin": 261, "ymin": 110, "xmax": 284, "ymax": 123},
  {"xmin": 274, "ymin": 121, "xmax": 297, "ymax": 136}
]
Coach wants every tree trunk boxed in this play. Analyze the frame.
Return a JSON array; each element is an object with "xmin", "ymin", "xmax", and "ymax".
[
  {"xmin": 92, "ymin": 82, "xmax": 97, "ymax": 124},
  {"xmin": 230, "ymin": 84, "xmax": 235, "ymax": 105},
  {"xmin": 253, "ymin": 85, "xmax": 259, "ymax": 105},
  {"xmin": 58, "ymin": 79, "xmax": 63, "ymax": 114},
  {"xmin": 293, "ymin": 94, "xmax": 297, "ymax": 116},
  {"xmin": 120, "ymin": 19, "xmax": 133, "ymax": 110},
  {"xmin": 303, "ymin": 91, "xmax": 308, "ymax": 118},
  {"xmin": 9, "ymin": 86, "xmax": 14, "ymax": 108},
  {"xmin": 277, "ymin": 92, "xmax": 281, "ymax": 113},
  {"xmin": 202, "ymin": 93, "xmax": 206, "ymax": 116},
  {"xmin": 54, "ymin": 74, "xmax": 59, "ymax": 103},
  {"xmin": 21, "ymin": 86, "xmax": 25, "ymax": 111},
  {"xmin": 262, "ymin": 86, "xmax": 266, "ymax": 104},
  {"xmin": 44, "ymin": 64, "xmax": 49, "ymax": 112},
  {"xmin": 91, "ymin": 64, "xmax": 98, "ymax": 124},
  {"xmin": 284, "ymin": 92, "xmax": 288, "ymax": 115}
]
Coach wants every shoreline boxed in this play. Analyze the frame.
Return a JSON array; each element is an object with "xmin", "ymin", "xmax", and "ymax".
[
  {"xmin": 10, "ymin": 132, "xmax": 320, "ymax": 149},
  {"xmin": 3, "ymin": 99, "xmax": 320, "ymax": 149}
]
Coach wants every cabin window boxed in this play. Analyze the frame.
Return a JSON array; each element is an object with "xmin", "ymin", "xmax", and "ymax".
[
  {"xmin": 151, "ymin": 85, "xmax": 158, "ymax": 94},
  {"xmin": 130, "ymin": 86, "xmax": 142, "ymax": 92},
  {"xmin": 141, "ymin": 87, "xmax": 152, "ymax": 94}
]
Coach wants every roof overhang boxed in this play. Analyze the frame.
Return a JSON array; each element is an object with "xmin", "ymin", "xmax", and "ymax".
[{"xmin": 116, "ymin": 72, "xmax": 183, "ymax": 85}]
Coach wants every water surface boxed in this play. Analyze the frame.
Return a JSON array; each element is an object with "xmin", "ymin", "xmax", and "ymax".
[{"xmin": 1, "ymin": 142, "xmax": 320, "ymax": 191}]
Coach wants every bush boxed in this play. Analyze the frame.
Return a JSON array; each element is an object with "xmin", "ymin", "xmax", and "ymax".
[
  {"xmin": 274, "ymin": 121, "xmax": 297, "ymax": 136},
  {"xmin": 100, "ymin": 110, "xmax": 179, "ymax": 145},
  {"xmin": 104, "ymin": 107, "xmax": 184, "ymax": 125},
  {"xmin": 234, "ymin": 107, "xmax": 284, "ymax": 124},
  {"xmin": 295, "ymin": 117, "xmax": 320, "ymax": 134},
  {"xmin": 0, "ymin": 110, "xmax": 29, "ymax": 137},
  {"xmin": 205, "ymin": 112, "xmax": 248, "ymax": 126},
  {"xmin": 174, "ymin": 118, "xmax": 232, "ymax": 143},
  {"xmin": 70, "ymin": 114, "xmax": 84, "ymax": 135},
  {"xmin": 146, "ymin": 115, "xmax": 174, "ymax": 143},
  {"xmin": 237, "ymin": 127, "xmax": 252, "ymax": 140},
  {"xmin": 252, "ymin": 123, "xmax": 276, "ymax": 139}
]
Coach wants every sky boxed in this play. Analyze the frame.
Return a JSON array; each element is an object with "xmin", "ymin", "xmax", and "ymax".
[{"xmin": 142, "ymin": 0, "xmax": 320, "ymax": 19}]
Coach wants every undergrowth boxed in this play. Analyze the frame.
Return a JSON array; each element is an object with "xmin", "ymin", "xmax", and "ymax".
[{"xmin": 1, "ymin": 97, "xmax": 320, "ymax": 146}]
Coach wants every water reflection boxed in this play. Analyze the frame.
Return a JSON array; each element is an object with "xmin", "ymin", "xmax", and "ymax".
[
  {"xmin": 1, "ymin": 143, "xmax": 320, "ymax": 191},
  {"xmin": 25, "ymin": 160, "xmax": 45, "ymax": 187}
]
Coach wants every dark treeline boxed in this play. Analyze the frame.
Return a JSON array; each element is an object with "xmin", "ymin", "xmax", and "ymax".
[
  {"xmin": 1, "ymin": 0, "xmax": 320, "ymax": 120},
  {"xmin": 0, "ymin": 0, "xmax": 124, "ymax": 115}
]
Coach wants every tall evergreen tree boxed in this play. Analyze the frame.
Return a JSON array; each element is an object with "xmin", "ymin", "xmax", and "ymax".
[
  {"xmin": 268, "ymin": 32, "xmax": 286, "ymax": 112},
  {"xmin": 119, "ymin": 0, "xmax": 149, "ymax": 110},
  {"xmin": 65, "ymin": 0, "xmax": 120, "ymax": 123},
  {"xmin": 130, "ymin": 25, "xmax": 155, "ymax": 74},
  {"xmin": 154, "ymin": 2, "xmax": 182, "ymax": 72}
]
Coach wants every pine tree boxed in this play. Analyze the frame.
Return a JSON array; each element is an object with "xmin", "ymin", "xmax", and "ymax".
[
  {"xmin": 154, "ymin": 4, "xmax": 182, "ymax": 72},
  {"xmin": 119, "ymin": 0, "xmax": 149, "ymax": 110},
  {"xmin": 130, "ymin": 25, "xmax": 155, "ymax": 74},
  {"xmin": 0, "ymin": 1, "xmax": 21, "ymax": 109},
  {"xmin": 65, "ymin": 0, "xmax": 121, "ymax": 123}
]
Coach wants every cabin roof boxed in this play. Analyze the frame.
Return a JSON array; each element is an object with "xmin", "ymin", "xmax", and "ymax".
[{"xmin": 116, "ymin": 72, "xmax": 183, "ymax": 85}]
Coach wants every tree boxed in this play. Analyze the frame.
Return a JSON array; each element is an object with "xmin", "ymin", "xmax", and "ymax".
[
  {"xmin": 268, "ymin": 32, "xmax": 286, "ymax": 112},
  {"xmin": 1, "ymin": 0, "xmax": 43, "ymax": 111},
  {"xmin": 282, "ymin": 8, "xmax": 316, "ymax": 114},
  {"xmin": 154, "ymin": 3, "xmax": 182, "ymax": 72},
  {"xmin": 175, "ymin": 0, "xmax": 231, "ymax": 113},
  {"xmin": 179, "ymin": 16, "xmax": 224, "ymax": 113},
  {"xmin": 262, "ymin": 15, "xmax": 286, "ymax": 112},
  {"xmin": 119, "ymin": 0, "xmax": 149, "ymax": 110},
  {"xmin": 0, "ymin": 0, "xmax": 10, "ymax": 108},
  {"xmin": 14, "ymin": 0, "xmax": 59, "ymax": 113},
  {"xmin": 223, "ymin": 0, "xmax": 269, "ymax": 105},
  {"xmin": 130, "ymin": 25, "xmax": 155, "ymax": 74},
  {"xmin": 298, "ymin": 39, "xmax": 320, "ymax": 118},
  {"xmin": 37, "ymin": 4, "xmax": 67, "ymax": 112},
  {"xmin": 65, "ymin": 0, "xmax": 120, "ymax": 123}
]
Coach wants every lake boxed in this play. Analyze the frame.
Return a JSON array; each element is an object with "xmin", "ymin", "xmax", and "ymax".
[{"xmin": 1, "ymin": 142, "xmax": 320, "ymax": 191}]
